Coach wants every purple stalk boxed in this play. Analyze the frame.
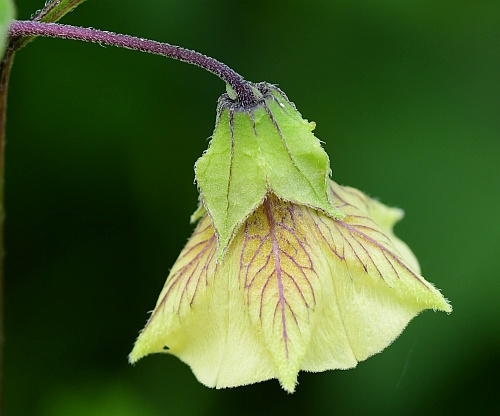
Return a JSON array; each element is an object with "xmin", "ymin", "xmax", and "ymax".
[{"xmin": 7, "ymin": 20, "xmax": 257, "ymax": 107}]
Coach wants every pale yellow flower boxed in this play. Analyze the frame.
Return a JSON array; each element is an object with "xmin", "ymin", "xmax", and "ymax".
[{"xmin": 129, "ymin": 180, "xmax": 451, "ymax": 392}]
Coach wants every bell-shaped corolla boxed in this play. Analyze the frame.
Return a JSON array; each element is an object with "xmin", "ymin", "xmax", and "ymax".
[{"xmin": 129, "ymin": 83, "xmax": 451, "ymax": 392}]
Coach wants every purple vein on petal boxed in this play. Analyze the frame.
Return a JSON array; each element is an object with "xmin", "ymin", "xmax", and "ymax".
[
  {"xmin": 346, "ymin": 227, "xmax": 384, "ymax": 279},
  {"xmin": 248, "ymin": 253, "xmax": 272, "ymax": 308},
  {"xmin": 239, "ymin": 196, "xmax": 319, "ymax": 360},
  {"xmin": 308, "ymin": 208, "xmax": 345, "ymax": 261},
  {"xmin": 283, "ymin": 269, "xmax": 311, "ymax": 310},
  {"xmin": 330, "ymin": 185, "xmax": 370, "ymax": 211},
  {"xmin": 337, "ymin": 220, "xmax": 428, "ymax": 286},
  {"xmin": 285, "ymin": 299, "xmax": 300, "ymax": 329},
  {"xmin": 260, "ymin": 269, "xmax": 276, "ymax": 323},
  {"xmin": 281, "ymin": 252, "xmax": 315, "ymax": 305},
  {"xmin": 241, "ymin": 226, "xmax": 269, "ymax": 287},
  {"xmin": 147, "ymin": 219, "xmax": 217, "ymax": 325},
  {"xmin": 263, "ymin": 198, "xmax": 290, "ymax": 358},
  {"xmin": 276, "ymin": 220, "xmax": 315, "ymax": 269},
  {"xmin": 308, "ymin": 187, "xmax": 430, "ymax": 288},
  {"xmin": 332, "ymin": 189, "xmax": 429, "ymax": 286},
  {"xmin": 337, "ymin": 224, "xmax": 369, "ymax": 273},
  {"xmin": 382, "ymin": 249, "xmax": 401, "ymax": 280}
]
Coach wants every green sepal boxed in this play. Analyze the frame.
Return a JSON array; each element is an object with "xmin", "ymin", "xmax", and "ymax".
[
  {"xmin": 0, "ymin": 0, "xmax": 14, "ymax": 54},
  {"xmin": 253, "ymin": 88, "xmax": 343, "ymax": 218},
  {"xmin": 32, "ymin": 0, "xmax": 88, "ymax": 23},
  {"xmin": 195, "ymin": 106, "xmax": 268, "ymax": 258},
  {"xmin": 195, "ymin": 83, "xmax": 343, "ymax": 258},
  {"xmin": 6, "ymin": 0, "xmax": 88, "ymax": 54},
  {"xmin": 190, "ymin": 201, "xmax": 206, "ymax": 223}
]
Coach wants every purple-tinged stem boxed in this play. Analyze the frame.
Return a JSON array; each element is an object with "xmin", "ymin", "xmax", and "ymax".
[{"xmin": 7, "ymin": 20, "xmax": 258, "ymax": 107}]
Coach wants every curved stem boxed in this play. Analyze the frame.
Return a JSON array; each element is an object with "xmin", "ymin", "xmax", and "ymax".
[{"xmin": 7, "ymin": 20, "xmax": 257, "ymax": 107}]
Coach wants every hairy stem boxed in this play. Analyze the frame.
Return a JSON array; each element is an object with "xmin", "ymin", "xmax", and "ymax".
[
  {"xmin": 7, "ymin": 20, "xmax": 258, "ymax": 107},
  {"xmin": 0, "ymin": 45, "xmax": 14, "ymax": 416}
]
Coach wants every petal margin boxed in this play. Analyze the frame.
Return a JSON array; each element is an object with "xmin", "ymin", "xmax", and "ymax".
[
  {"xmin": 129, "ymin": 215, "xmax": 218, "ymax": 362},
  {"xmin": 129, "ymin": 214, "xmax": 277, "ymax": 389},
  {"xmin": 301, "ymin": 181, "xmax": 451, "ymax": 371}
]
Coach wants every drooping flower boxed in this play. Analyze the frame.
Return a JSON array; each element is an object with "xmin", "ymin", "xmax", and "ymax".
[{"xmin": 129, "ymin": 83, "xmax": 451, "ymax": 392}]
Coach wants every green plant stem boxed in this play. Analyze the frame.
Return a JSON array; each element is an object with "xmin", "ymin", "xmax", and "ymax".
[
  {"xmin": 0, "ymin": 44, "xmax": 15, "ymax": 416},
  {"xmin": 0, "ymin": 3, "xmax": 90, "ymax": 413}
]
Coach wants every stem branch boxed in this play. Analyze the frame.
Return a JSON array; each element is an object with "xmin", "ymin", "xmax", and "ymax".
[{"xmin": 7, "ymin": 20, "xmax": 257, "ymax": 107}]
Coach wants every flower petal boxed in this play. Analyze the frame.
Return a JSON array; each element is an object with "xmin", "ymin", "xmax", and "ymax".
[
  {"xmin": 130, "ymin": 181, "xmax": 451, "ymax": 392},
  {"xmin": 300, "ymin": 181, "xmax": 451, "ymax": 371},
  {"xmin": 129, "ymin": 215, "xmax": 218, "ymax": 363},
  {"xmin": 234, "ymin": 195, "xmax": 321, "ymax": 392},
  {"xmin": 129, "ymin": 214, "xmax": 277, "ymax": 389}
]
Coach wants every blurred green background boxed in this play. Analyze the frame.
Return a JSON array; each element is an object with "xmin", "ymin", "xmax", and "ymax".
[{"xmin": 4, "ymin": 0, "xmax": 499, "ymax": 415}]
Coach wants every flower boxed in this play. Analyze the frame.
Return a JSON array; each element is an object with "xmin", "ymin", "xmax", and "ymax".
[
  {"xmin": 129, "ymin": 83, "xmax": 451, "ymax": 392},
  {"xmin": 129, "ymin": 181, "xmax": 451, "ymax": 392}
]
